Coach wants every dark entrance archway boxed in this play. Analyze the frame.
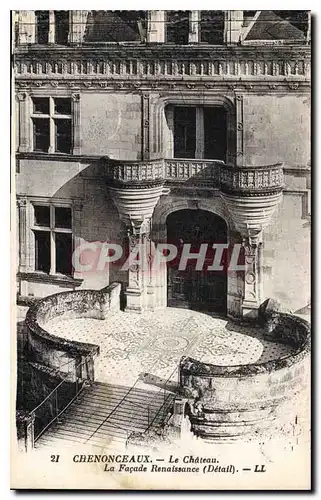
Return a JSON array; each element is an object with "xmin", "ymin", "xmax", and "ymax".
[{"xmin": 166, "ymin": 209, "xmax": 227, "ymax": 313}]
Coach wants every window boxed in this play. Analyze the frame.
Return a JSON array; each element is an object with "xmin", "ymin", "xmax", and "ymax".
[
  {"xmin": 32, "ymin": 204, "xmax": 73, "ymax": 276},
  {"xmin": 35, "ymin": 11, "xmax": 49, "ymax": 44},
  {"xmin": 35, "ymin": 10, "xmax": 70, "ymax": 44},
  {"xmin": 166, "ymin": 11, "xmax": 189, "ymax": 44},
  {"xmin": 31, "ymin": 97, "xmax": 72, "ymax": 154},
  {"xmin": 173, "ymin": 106, "xmax": 227, "ymax": 161},
  {"xmin": 55, "ymin": 11, "xmax": 70, "ymax": 44},
  {"xmin": 174, "ymin": 107, "xmax": 196, "ymax": 158},
  {"xmin": 200, "ymin": 11, "xmax": 224, "ymax": 44}
]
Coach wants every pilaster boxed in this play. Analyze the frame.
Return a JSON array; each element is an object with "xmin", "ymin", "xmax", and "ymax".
[
  {"xmin": 17, "ymin": 197, "xmax": 27, "ymax": 273},
  {"xmin": 16, "ymin": 92, "xmax": 29, "ymax": 153},
  {"xmin": 71, "ymin": 93, "xmax": 81, "ymax": 155},
  {"xmin": 241, "ymin": 229, "xmax": 263, "ymax": 319},
  {"xmin": 125, "ymin": 220, "xmax": 150, "ymax": 313},
  {"xmin": 142, "ymin": 94, "xmax": 150, "ymax": 161}
]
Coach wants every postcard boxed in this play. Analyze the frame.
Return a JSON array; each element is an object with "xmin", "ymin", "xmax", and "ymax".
[{"xmin": 11, "ymin": 9, "xmax": 311, "ymax": 490}]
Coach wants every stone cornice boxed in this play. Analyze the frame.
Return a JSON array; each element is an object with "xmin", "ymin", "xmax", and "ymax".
[
  {"xmin": 14, "ymin": 43, "xmax": 310, "ymax": 86},
  {"xmin": 15, "ymin": 78, "xmax": 310, "ymax": 93},
  {"xmin": 13, "ymin": 43, "xmax": 311, "ymax": 60}
]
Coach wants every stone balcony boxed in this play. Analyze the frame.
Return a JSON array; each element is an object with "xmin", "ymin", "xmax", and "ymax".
[{"xmin": 104, "ymin": 157, "xmax": 284, "ymax": 193}]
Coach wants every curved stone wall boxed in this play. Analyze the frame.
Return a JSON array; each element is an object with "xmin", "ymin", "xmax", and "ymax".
[
  {"xmin": 25, "ymin": 282, "xmax": 121, "ymax": 379},
  {"xmin": 179, "ymin": 313, "xmax": 310, "ymax": 440}
]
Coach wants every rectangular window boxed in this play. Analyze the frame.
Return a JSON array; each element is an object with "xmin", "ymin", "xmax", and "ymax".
[
  {"xmin": 55, "ymin": 11, "xmax": 70, "ymax": 44},
  {"xmin": 166, "ymin": 11, "xmax": 189, "ymax": 44},
  {"xmin": 55, "ymin": 119, "xmax": 72, "ymax": 154},
  {"xmin": 32, "ymin": 204, "xmax": 73, "ymax": 276},
  {"xmin": 174, "ymin": 107, "xmax": 196, "ymax": 158},
  {"xmin": 33, "ymin": 97, "xmax": 50, "ymax": 114},
  {"xmin": 35, "ymin": 11, "xmax": 49, "ymax": 44},
  {"xmin": 31, "ymin": 97, "xmax": 72, "ymax": 154},
  {"xmin": 34, "ymin": 205, "xmax": 50, "ymax": 226},
  {"xmin": 54, "ymin": 97, "xmax": 71, "ymax": 115},
  {"xmin": 200, "ymin": 11, "xmax": 224, "ymax": 44},
  {"xmin": 204, "ymin": 107, "xmax": 227, "ymax": 161},
  {"xmin": 33, "ymin": 118, "xmax": 50, "ymax": 152},
  {"xmin": 172, "ymin": 106, "xmax": 227, "ymax": 161},
  {"xmin": 34, "ymin": 231, "xmax": 50, "ymax": 273},
  {"xmin": 55, "ymin": 207, "xmax": 72, "ymax": 229},
  {"xmin": 55, "ymin": 233, "xmax": 72, "ymax": 275}
]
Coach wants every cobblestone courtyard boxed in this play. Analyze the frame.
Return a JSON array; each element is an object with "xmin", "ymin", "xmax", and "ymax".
[{"xmin": 45, "ymin": 308, "xmax": 295, "ymax": 389}]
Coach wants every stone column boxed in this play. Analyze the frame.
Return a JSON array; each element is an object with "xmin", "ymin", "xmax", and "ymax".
[
  {"xmin": 189, "ymin": 11, "xmax": 200, "ymax": 43},
  {"xmin": 125, "ymin": 219, "xmax": 151, "ymax": 313},
  {"xmin": 147, "ymin": 11, "xmax": 165, "ymax": 43},
  {"xmin": 241, "ymin": 229, "xmax": 263, "ymax": 319},
  {"xmin": 69, "ymin": 10, "xmax": 89, "ymax": 44},
  {"xmin": 17, "ymin": 11, "xmax": 36, "ymax": 44},
  {"xmin": 224, "ymin": 10, "xmax": 243, "ymax": 45}
]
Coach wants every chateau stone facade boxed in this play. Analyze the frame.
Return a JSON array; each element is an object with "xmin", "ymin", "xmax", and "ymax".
[{"xmin": 14, "ymin": 10, "xmax": 311, "ymax": 318}]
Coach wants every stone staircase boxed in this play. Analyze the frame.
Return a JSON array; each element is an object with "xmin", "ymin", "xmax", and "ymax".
[{"xmin": 35, "ymin": 382, "xmax": 175, "ymax": 449}]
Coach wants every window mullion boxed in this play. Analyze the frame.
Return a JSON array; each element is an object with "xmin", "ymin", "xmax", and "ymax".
[
  {"xmin": 50, "ymin": 231, "xmax": 56, "ymax": 275},
  {"xmin": 49, "ymin": 10, "xmax": 55, "ymax": 43},
  {"xmin": 49, "ymin": 205, "xmax": 55, "ymax": 274},
  {"xmin": 49, "ymin": 96, "xmax": 55, "ymax": 153},
  {"xmin": 189, "ymin": 11, "xmax": 200, "ymax": 43}
]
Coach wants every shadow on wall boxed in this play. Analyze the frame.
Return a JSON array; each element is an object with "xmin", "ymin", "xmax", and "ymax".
[{"xmin": 51, "ymin": 160, "xmax": 126, "ymax": 290}]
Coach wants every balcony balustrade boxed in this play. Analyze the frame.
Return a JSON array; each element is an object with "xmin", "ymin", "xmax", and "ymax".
[
  {"xmin": 14, "ymin": 53, "xmax": 310, "ymax": 80},
  {"xmin": 104, "ymin": 157, "xmax": 284, "ymax": 193},
  {"xmin": 14, "ymin": 35, "xmax": 310, "ymax": 84}
]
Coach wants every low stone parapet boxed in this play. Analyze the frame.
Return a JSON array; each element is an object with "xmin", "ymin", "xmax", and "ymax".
[
  {"xmin": 178, "ymin": 309, "xmax": 310, "ymax": 440},
  {"xmin": 25, "ymin": 282, "xmax": 121, "ymax": 376}
]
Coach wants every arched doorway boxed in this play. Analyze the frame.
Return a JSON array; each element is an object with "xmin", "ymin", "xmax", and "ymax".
[{"xmin": 166, "ymin": 209, "xmax": 227, "ymax": 313}]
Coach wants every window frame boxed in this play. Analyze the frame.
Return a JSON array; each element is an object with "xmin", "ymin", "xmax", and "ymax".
[
  {"xmin": 31, "ymin": 202, "xmax": 73, "ymax": 277},
  {"xmin": 30, "ymin": 96, "xmax": 73, "ymax": 154}
]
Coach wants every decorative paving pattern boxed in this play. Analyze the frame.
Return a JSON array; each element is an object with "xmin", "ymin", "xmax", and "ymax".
[{"xmin": 46, "ymin": 308, "xmax": 295, "ymax": 388}]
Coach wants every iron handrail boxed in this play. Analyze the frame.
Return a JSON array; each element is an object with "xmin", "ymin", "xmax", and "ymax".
[
  {"xmin": 85, "ymin": 375, "xmax": 142, "ymax": 443},
  {"xmin": 31, "ymin": 353, "xmax": 93, "ymax": 414},
  {"xmin": 145, "ymin": 365, "xmax": 179, "ymax": 432},
  {"xmin": 32, "ymin": 353, "xmax": 96, "ymax": 442}
]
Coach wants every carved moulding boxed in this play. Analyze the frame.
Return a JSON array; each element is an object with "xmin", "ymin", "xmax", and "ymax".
[
  {"xmin": 108, "ymin": 181, "xmax": 170, "ymax": 231},
  {"xmin": 15, "ymin": 78, "xmax": 310, "ymax": 94}
]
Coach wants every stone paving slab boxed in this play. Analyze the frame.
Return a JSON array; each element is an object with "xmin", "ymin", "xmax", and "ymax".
[{"xmin": 46, "ymin": 308, "xmax": 295, "ymax": 389}]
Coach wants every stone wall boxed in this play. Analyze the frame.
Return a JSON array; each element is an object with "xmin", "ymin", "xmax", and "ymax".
[
  {"xmin": 25, "ymin": 282, "xmax": 121, "ymax": 374},
  {"xmin": 263, "ymin": 195, "xmax": 310, "ymax": 312},
  {"xmin": 243, "ymin": 94, "xmax": 310, "ymax": 167},
  {"xmin": 16, "ymin": 90, "xmax": 310, "ymax": 310},
  {"xmin": 178, "ymin": 312, "xmax": 310, "ymax": 439},
  {"xmin": 80, "ymin": 92, "xmax": 142, "ymax": 160}
]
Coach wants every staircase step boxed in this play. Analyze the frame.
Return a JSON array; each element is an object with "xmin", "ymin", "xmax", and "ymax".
[{"xmin": 35, "ymin": 381, "xmax": 175, "ymax": 450}]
